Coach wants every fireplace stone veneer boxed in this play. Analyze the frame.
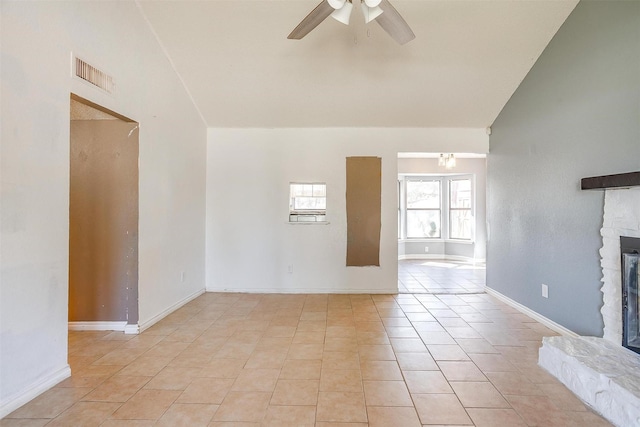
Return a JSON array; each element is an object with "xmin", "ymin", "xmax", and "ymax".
[
  {"xmin": 600, "ymin": 187, "xmax": 640, "ymax": 343},
  {"xmin": 539, "ymin": 178, "xmax": 640, "ymax": 427},
  {"xmin": 539, "ymin": 336, "xmax": 640, "ymax": 427}
]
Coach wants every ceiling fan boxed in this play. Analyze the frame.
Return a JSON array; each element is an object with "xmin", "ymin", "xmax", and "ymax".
[{"xmin": 288, "ymin": 0, "xmax": 415, "ymax": 45}]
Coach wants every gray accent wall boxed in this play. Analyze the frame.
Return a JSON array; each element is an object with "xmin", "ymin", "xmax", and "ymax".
[{"xmin": 487, "ymin": 1, "xmax": 640, "ymax": 336}]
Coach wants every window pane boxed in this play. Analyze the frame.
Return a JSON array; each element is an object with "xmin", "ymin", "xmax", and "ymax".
[
  {"xmin": 398, "ymin": 180, "xmax": 401, "ymax": 238},
  {"xmin": 406, "ymin": 181, "xmax": 440, "ymax": 208},
  {"xmin": 407, "ymin": 210, "xmax": 441, "ymax": 238},
  {"xmin": 312, "ymin": 184, "xmax": 326, "ymax": 197},
  {"xmin": 293, "ymin": 196, "xmax": 326, "ymax": 210},
  {"xmin": 450, "ymin": 209, "xmax": 471, "ymax": 239},
  {"xmin": 290, "ymin": 183, "xmax": 326, "ymax": 214},
  {"xmin": 450, "ymin": 179, "xmax": 471, "ymax": 209},
  {"xmin": 290, "ymin": 184, "xmax": 306, "ymax": 197}
]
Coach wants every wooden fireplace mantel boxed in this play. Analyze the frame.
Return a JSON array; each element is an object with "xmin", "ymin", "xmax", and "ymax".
[{"xmin": 581, "ymin": 171, "xmax": 640, "ymax": 190}]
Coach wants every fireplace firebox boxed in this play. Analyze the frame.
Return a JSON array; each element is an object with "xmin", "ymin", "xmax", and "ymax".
[{"xmin": 621, "ymin": 236, "xmax": 640, "ymax": 354}]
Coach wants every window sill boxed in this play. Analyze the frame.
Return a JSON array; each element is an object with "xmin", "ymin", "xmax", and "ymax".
[
  {"xmin": 446, "ymin": 239, "xmax": 474, "ymax": 244},
  {"xmin": 398, "ymin": 238, "xmax": 474, "ymax": 244},
  {"xmin": 287, "ymin": 221, "xmax": 330, "ymax": 225}
]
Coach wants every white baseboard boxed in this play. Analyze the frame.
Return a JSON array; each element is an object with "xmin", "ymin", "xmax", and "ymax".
[
  {"xmin": 138, "ymin": 288, "xmax": 205, "ymax": 333},
  {"xmin": 398, "ymin": 254, "xmax": 486, "ymax": 263},
  {"xmin": 0, "ymin": 364, "xmax": 71, "ymax": 419},
  {"xmin": 124, "ymin": 324, "xmax": 140, "ymax": 335},
  {"xmin": 484, "ymin": 287, "xmax": 578, "ymax": 338},
  {"xmin": 68, "ymin": 321, "xmax": 139, "ymax": 334},
  {"xmin": 205, "ymin": 287, "xmax": 397, "ymax": 294},
  {"xmin": 68, "ymin": 321, "xmax": 127, "ymax": 332}
]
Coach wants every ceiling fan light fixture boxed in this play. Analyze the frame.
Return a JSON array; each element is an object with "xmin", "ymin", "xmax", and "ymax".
[
  {"xmin": 331, "ymin": 1, "xmax": 353, "ymax": 25},
  {"xmin": 287, "ymin": 0, "xmax": 413, "ymax": 45},
  {"xmin": 328, "ymin": 0, "xmax": 346, "ymax": 10},
  {"xmin": 364, "ymin": 0, "xmax": 382, "ymax": 7},
  {"xmin": 361, "ymin": 3, "xmax": 383, "ymax": 23}
]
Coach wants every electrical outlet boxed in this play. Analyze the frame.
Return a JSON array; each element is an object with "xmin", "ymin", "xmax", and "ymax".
[
  {"xmin": 181, "ymin": 271, "xmax": 186, "ymax": 282},
  {"xmin": 541, "ymin": 284, "xmax": 549, "ymax": 298},
  {"xmin": 424, "ymin": 246, "xmax": 429, "ymax": 253}
]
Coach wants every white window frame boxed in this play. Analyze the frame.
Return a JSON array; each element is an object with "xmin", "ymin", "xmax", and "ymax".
[
  {"xmin": 448, "ymin": 178, "xmax": 473, "ymax": 241},
  {"xmin": 288, "ymin": 182, "xmax": 327, "ymax": 223},
  {"xmin": 398, "ymin": 179, "xmax": 402, "ymax": 238},
  {"xmin": 398, "ymin": 174, "xmax": 475, "ymax": 242},
  {"xmin": 404, "ymin": 178, "xmax": 442, "ymax": 239}
]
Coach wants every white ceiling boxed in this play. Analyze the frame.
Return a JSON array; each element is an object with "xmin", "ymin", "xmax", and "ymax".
[{"xmin": 137, "ymin": 0, "xmax": 577, "ymax": 128}]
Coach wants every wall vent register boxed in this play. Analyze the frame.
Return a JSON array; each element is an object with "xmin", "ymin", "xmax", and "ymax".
[
  {"xmin": 289, "ymin": 183, "xmax": 326, "ymax": 223},
  {"xmin": 74, "ymin": 56, "xmax": 115, "ymax": 94}
]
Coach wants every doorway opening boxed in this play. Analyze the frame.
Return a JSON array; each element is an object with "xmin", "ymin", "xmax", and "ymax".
[
  {"xmin": 397, "ymin": 152, "xmax": 487, "ymax": 294},
  {"xmin": 68, "ymin": 94, "xmax": 139, "ymax": 333}
]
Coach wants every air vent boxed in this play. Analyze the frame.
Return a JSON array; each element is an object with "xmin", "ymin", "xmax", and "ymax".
[{"xmin": 74, "ymin": 57, "xmax": 115, "ymax": 94}]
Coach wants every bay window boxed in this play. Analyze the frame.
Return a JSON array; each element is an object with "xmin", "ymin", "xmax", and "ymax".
[{"xmin": 399, "ymin": 175, "xmax": 473, "ymax": 241}]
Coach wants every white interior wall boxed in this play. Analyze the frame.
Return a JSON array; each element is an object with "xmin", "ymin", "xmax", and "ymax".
[
  {"xmin": 207, "ymin": 128, "xmax": 488, "ymax": 294},
  {"xmin": 0, "ymin": 1, "xmax": 207, "ymax": 416}
]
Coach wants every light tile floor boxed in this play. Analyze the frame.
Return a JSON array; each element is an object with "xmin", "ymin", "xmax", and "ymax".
[
  {"xmin": 2, "ymin": 293, "xmax": 611, "ymax": 426},
  {"xmin": 398, "ymin": 259, "xmax": 486, "ymax": 294}
]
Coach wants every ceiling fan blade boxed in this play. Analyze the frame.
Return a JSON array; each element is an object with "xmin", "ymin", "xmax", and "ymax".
[
  {"xmin": 375, "ymin": 0, "xmax": 415, "ymax": 45},
  {"xmin": 288, "ymin": 0, "xmax": 335, "ymax": 40}
]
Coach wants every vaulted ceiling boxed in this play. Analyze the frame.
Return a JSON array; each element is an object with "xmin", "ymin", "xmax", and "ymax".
[{"xmin": 137, "ymin": 0, "xmax": 578, "ymax": 128}]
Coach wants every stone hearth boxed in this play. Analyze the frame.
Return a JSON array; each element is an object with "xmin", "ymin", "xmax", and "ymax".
[{"xmin": 539, "ymin": 336, "xmax": 640, "ymax": 427}]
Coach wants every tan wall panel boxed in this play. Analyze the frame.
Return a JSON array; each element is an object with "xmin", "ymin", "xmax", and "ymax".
[
  {"xmin": 69, "ymin": 120, "xmax": 139, "ymax": 322},
  {"xmin": 346, "ymin": 157, "xmax": 381, "ymax": 266}
]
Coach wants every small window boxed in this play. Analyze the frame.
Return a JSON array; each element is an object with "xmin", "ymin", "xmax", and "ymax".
[
  {"xmin": 398, "ymin": 179, "xmax": 402, "ymax": 239},
  {"xmin": 289, "ymin": 183, "xmax": 326, "ymax": 222}
]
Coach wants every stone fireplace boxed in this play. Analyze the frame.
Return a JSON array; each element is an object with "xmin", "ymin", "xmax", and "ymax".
[
  {"xmin": 599, "ymin": 185, "xmax": 640, "ymax": 345},
  {"xmin": 539, "ymin": 172, "xmax": 640, "ymax": 427}
]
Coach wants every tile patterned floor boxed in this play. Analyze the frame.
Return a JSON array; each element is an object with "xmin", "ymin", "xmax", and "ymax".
[
  {"xmin": 398, "ymin": 259, "xmax": 486, "ymax": 294},
  {"xmin": 2, "ymin": 293, "xmax": 612, "ymax": 426}
]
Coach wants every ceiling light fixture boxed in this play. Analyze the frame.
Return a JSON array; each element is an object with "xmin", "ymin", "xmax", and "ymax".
[
  {"xmin": 329, "ymin": 0, "xmax": 382, "ymax": 26},
  {"xmin": 288, "ymin": 0, "xmax": 415, "ymax": 45},
  {"xmin": 329, "ymin": 0, "xmax": 354, "ymax": 25},
  {"xmin": 438, "ymin": 154, "xmax": 456, "ymax": 169},
  {"xmin": 362, "ymin": 0, "xmax": 383, "ymax": 23}
]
